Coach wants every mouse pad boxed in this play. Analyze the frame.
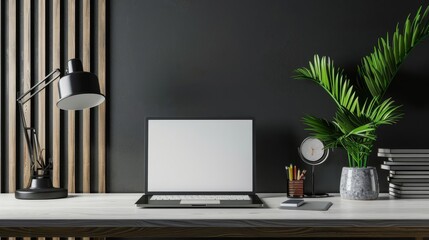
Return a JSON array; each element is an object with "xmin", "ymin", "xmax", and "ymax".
[{"xmin": 280, "ymin": 201, "xmax": 333, "ymax": 211}]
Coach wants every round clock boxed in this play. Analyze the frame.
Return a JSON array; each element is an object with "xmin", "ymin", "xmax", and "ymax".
[
  {"xmin": 298, "ymin": 137, "xmax": 329, "ymax": 198},
  {"xmin": 298, "ymin": 137, "xmax": 329, "ymax": 165}
]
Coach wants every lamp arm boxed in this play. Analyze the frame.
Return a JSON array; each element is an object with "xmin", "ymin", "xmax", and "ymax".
[
  {"xmin": 17, "ymin": 68, "xmax": 61, "ymax": 105},
  {"xmin": 17, "ymin": 68, "xmax": 61, "ymax": 179},
  {"xmin": 18, "ymin": 103, "xmax": 37, "ymax": 178}
]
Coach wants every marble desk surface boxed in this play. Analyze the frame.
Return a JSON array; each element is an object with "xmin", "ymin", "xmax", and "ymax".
[{"xmin": 0, "ymin": 193, "xmax": 428, "ymax": 227}]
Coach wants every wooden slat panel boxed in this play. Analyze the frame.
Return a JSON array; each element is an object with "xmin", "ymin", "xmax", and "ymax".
[
  {"xmin": 22, "ymin": 2, "xmax": 32, "ymax": 239},
  {"xmin": 0, "ymin": 0, "xmax": 3, "ymax": 193},
  {"xmin": 97, "ymin": 0, "xmax": 106, "ymax": 193},
  {"xmin": 52, "ymin": 0, "xmax": 62, "ymax": 233},
  {"xmin": 82, "ymin": 0, "xmax": 91, "ymax": 194},
  {"xmin": 52, "ymin": 0, "xmax": 61, "ymax": 188},
  {"xmin": 7, "ymin": 0, "xmax": 17, "ymax": 228},
  {"xmin": 67, "ymin": 0, "xmax": 76, "ymax": 194},
  {"xmin": 22, "ymin": 0, "xmax": 31, "ymax": 189},
  {"xmin": 8, "ymin": 0, "xmax": 17, "ymax": 194},
  {"xmin": 37, "ymin": 0, "xmax": 46, "ymax": 173}
]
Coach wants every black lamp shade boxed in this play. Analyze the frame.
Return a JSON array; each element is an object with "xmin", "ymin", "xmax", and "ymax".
[{"xmin": 57, "ymin": 59, "xmax": 105, "ymax": 110}]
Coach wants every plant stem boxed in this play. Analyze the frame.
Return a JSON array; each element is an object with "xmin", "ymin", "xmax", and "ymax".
[{"xmin": 348, "ymin": 152, "xmax": 352, "ymax": 167}]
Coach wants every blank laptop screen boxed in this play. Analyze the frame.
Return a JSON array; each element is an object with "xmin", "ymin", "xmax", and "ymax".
[{"xmin": 147, "ymin": 119, "xmax": 253, "ymax": 192}]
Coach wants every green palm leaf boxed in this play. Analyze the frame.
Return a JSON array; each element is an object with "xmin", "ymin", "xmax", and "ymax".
[
  {"xmin": 358, "ymin": 6, "xmax": 429, "ymax": 99},
  {"xmin": 294, "ymin": 5, "xmax": 429, "ymax": 168},
  {"xmin": 294, "ymin": 55, "xmax": 360, "ymax": 114},
  {"xmin": 360, "ymin": 97, "xmax": 403, "ymax": 125},
  {"xmin": 302, "ymin": 116, "xmax": 341, "ymax": 148}
]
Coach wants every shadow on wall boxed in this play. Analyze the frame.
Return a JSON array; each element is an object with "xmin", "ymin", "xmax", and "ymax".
[
  {"xmin": 255, "ymin": 127, "xmax": 300, "ymax": 193},
  {"xmin": 389, "ymin": 70, "xmax": 429, "ymax": 108}
]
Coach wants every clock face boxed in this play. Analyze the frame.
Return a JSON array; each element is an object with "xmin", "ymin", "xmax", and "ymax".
[{"xmin": 300, "ymin": 137, "xmax": 325, "ymax": 161}]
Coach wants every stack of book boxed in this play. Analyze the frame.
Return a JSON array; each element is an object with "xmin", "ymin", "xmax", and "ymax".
[{"xmin": 378, "ymin": 148, "xmax": 429, "ymax": 199}]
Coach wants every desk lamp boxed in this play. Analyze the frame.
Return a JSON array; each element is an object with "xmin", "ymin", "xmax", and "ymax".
[{"xmin": 15, "ymin": 59, "xmax": 105, "ymax": 199}]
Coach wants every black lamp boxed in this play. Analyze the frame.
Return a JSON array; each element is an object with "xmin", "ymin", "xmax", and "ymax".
[{"xmin": 15, "ymin": 59, "xmax": 105, "ymax": 200}]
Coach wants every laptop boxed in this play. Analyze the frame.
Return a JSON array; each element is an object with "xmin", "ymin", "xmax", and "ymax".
[{"xmin": 136, "ymin": 118, "xmax": 264, "ymax": 208}]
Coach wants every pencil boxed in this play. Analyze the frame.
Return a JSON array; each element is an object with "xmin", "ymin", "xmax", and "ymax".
[
  {"xmin": 299, "ymin": 169, "xmax": 307, "ymax": 180},
  {"xmin": 297, "ymin": 169, "xmax": 301, "ymax": 180},
  {"xmin": 294, "ymin": 166, "xmax": 297, "ymax": 180}
]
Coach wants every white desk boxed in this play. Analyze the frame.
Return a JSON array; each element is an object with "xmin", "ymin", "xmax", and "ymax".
[{"xmin": 0, "ymin": 193, "xmax": 428, "ymax": 238}]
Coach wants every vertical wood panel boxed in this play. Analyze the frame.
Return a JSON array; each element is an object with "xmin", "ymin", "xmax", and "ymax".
[
  {"xmin": 0, "ymin": 0, "xmax": 3, "ymax": 193},
  {"xmin": 52, "ymin": 2, "xmax": 61, "ymax": 238},
  {"xmin": 67, "ymin": 0, "xmax": 76, "ymax": 194},
  {"xmin": 97, "ymin": 0, "xmax": 106, "ymax": 193},
  {"xmin": 2, "ymin": 3, "xmax": 108, "ymax": 237},
  {"xmin": 37, "ymin": 0, "xmax": 46, "ymax": 172},
  {"xmin": 82, "ymin": 0, "xmax": 91, "ymax": 194},
  {"xmin": 7, "ymin": 0, "xmax": 17, "ymax": 194},
  {"xmin": 52, "ymin": 0, "xmax": 61, "ymax": 188},
  {"xmin": 22, "ymin": 0, "xmax": 31, "ymax": 189}
]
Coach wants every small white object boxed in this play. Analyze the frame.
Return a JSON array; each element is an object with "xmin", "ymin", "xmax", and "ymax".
[{"xmin": 280, "ymin": 199, "xmax": 305, "ymax": 207}]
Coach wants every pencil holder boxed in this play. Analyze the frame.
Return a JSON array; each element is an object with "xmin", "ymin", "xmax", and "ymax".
[{"xmin": 287, "ymin": 180, "xmax": 304, "ymax": 198}]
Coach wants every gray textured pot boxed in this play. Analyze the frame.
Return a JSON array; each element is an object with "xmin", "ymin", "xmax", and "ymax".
[{"xmin": 340, "ymin": 166, "xmax": 379, "ymax": 200}]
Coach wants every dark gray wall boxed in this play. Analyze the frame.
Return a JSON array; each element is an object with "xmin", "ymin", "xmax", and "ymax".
[{"xmin": 109, "ymin": 0, "xmax": 429, "ymax": 193}]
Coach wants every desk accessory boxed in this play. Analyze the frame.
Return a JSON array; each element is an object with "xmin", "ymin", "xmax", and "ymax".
[
  {"xmin": 280, "ymin": 201, "xmax": 333, "ymax": 211},
  {"xmin": 281, "ymin": 199, "xmax": 304, "ymax": 207},
  {"xmin": 293, "ymin": 5, "xmax": 429, "ymax": 200},
  {"xmin": 379, "ymin": 148, "xmax": 429, "ymax": 198},
  {"xmin": 298, "ymin": 137, "xmax": 329, "ymax": 198},
  {"xmin": 286, "ymin": 164, "xmax": 306, "ymax": 198},
  {"xmin": 15, "ymin": 59, "xmax": 105, "ymax": 200},
  {"xmin": 288, "ymin": 180, "xmax": 304, "ymax": 198}
]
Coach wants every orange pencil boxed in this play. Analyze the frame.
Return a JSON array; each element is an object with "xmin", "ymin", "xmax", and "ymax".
[{"xmin": 293, "ymin": 166, "xmax": 297, "ymax": 180}]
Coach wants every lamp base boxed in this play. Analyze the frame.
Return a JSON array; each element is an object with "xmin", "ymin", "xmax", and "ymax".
[{"xmin": 15, "ymin": 177, "xmax": 68, "ymax": 200}]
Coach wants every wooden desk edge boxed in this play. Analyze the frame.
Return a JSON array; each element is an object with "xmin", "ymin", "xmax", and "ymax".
[{"xmin": 1, "ymin": 226, "xmax": 429, "ymax": 238}]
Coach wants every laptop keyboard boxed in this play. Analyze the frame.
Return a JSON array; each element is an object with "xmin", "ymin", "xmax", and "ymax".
[{"xmin": 151, "ymin": 195, "xmax": 251, "ymax": 200}]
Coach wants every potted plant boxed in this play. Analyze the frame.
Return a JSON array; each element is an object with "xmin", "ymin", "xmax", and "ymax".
[{"xmin": 293, "ymin": 6, "xmax": 429, "ymax": 200}]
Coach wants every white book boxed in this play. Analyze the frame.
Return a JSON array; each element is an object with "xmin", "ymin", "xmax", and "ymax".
[
  {"xmin": 389, "ymin": 187, "xmax": 429, "ymax": 194},
  {"xmin": 390, "ymin": 183, "xmax": 429, "ymax": 191},
  {"xmin": 389, "ymin": 174, "xmax": 429, "ymax": 179},
  {"xmin": 378, "ymin": 153, "xmax": 429, "ymax": 158},
  {"xmin": 384, "ymin": 161, "xmax": 429, "ymax": 166},
  {"xmin": 389, "ymin": 191, "xmax": 429, "ymax": 198},
  {"xmin": 390, "ymin": 182, "xmax": 429, "ymax": 187},
  {"xmin": 381, "ymin": 165, "xmax": 429, "ymax": 171},
  {"xmin": 379, "ymin": 148, "xmax": 429, "ymax": 154},
  {"xmin": 388, "ymin": 177, "xmax": 429, "ymax": 183},
  {"xmin": 390, "ymin": 171, "xmax": 429, "ymax": 175},
  {"xmin": 388, "ymin": 157, "xmax": 429, "ymax": 162}
]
